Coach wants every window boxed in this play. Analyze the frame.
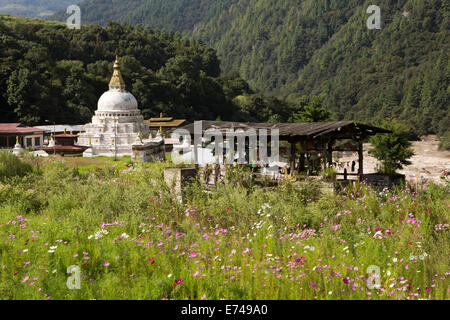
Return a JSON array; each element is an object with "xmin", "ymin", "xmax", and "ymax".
[
  {"xmin": 26, "ymin": 138, "xmax": 32, "ymax": 147},
  {"xmin": 34, "ymin": 137, "xmax": 41, "ymax": 146}
]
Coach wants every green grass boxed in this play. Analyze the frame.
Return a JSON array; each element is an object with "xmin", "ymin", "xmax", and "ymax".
[{"xmin": 0, "ymin": 151, "xmax": 448, "ymax": 300}]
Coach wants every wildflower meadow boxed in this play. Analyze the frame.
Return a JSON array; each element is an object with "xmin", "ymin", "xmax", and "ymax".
[{"xmin": 0, "ymin": 151, "xmax": 448, "ymax": 300}]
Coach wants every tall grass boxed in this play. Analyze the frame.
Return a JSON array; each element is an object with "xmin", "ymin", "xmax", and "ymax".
[{"xmin": 0, "ymin": 154, "xmax": 448, "ymax": 300}]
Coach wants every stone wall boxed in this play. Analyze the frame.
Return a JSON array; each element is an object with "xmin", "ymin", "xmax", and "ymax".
[
  {"xmin": 132, "ymin": 140, "xmax": 165, "ymax": 162},
  {"xmin": 363, "ymin": 173, "xmax": 406, "ymax": 189},
  {"xmin": 164, "ymin": 167, "xmax": 198, "ymax": 203}
]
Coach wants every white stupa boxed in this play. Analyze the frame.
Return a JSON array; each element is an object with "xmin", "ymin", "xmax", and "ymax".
[
  {"xmin": 77, "ymin": 57, "xmax": 149, "ymax": 157},
  {"xmin": 12, "ymin": 136, "xmax": 24, "ymax": 156}
]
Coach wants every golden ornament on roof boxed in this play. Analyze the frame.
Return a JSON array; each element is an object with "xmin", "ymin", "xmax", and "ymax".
[{"xmin": 109, "ymin": 56, "xmax": 126, "ymax": 90}]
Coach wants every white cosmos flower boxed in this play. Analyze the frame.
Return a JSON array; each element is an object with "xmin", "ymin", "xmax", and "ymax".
[{"xmin": 50, "ymin": 246, "xmax": 57, "ymax": 250}]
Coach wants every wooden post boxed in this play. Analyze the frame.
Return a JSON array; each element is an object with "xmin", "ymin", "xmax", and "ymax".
[
  {"xmin": 327, "ymin": 139, "xmax": 333, "ymax": 167},
  {"xmin": 290, "ymin": 142, "xmax": 296, "ymax": 175},
  {"xmin": 299, "ymin": 153, "xmax": 306, "ymax": 173},
  {"xmin": 6, "ymin": 136, "xmax": 9, "ymax": 149},
  {"xmin": 358, "ymin": 140, "xmax": 364, "ymax": 177}
]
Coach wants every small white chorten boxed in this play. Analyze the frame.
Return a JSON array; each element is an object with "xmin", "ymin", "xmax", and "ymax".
[{"xmin": 13, "ymin": 136, "xmax": 24, "ymax": 155}]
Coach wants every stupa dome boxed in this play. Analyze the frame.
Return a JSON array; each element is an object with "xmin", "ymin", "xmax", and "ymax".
[
  {"xmin": 97, "ymin": 56, "xmax": 138, "ymax": 112},
  {"xmin": 97, "ymin": 91, "xmax": 138, "ymax": 111}
]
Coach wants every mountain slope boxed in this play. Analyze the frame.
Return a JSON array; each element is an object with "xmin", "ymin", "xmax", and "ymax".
[
  {"xmin": 52, "ymin": 0, "xmax": 236, "ymax": 33},
  {"xmin": 282, "ymin": 0, "xmax": 449, "ymax": 136},
  {"xmin": 0, "ymin": 0, "xmax": 73, "ymax": 17},
  {"xmin": 39, "ymin": 0, "xmax": 450, "ymax": 138}
]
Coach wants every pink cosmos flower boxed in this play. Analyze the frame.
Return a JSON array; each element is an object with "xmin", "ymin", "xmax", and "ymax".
[
  {"xmin": 22, "ymin": 276, "xmax": 29, "ymax": 283},
  {"xmin": 103, "ymin": 262, "xmax": 110, "ymax": 267}
]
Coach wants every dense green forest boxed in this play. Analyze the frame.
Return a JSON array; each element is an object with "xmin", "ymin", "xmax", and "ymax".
[
  {"xmin": 0, "ymin": 15, "xmax": 296, "ymax": 126},
  {"xmin": 52, "ymin": 0, "xmax": 449, "ymax": 142},
  {"xmin": 0, "ymin": 0, "xmax": 73, "ymax": 17},
  {"xmin": 52, "ymin": 0, "xmax": 237, "ymax": 33}
]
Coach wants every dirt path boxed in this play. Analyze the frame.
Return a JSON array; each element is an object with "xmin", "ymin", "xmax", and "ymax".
[{"xmin": 338, "ymin": 135, "xmax": 450, "ymax": 184}]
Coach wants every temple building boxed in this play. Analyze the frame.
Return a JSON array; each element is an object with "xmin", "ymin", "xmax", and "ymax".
[
  {"xmin": 0, "ymin": 123, "xmax": 45, "ymax": 150},
  {"xmin": 145, "ymin": 113, "xmax": 186, "ymax": 135},
  {"xmin": 77, "ymin": 57, "xmax": 149, "ymax": 157}
]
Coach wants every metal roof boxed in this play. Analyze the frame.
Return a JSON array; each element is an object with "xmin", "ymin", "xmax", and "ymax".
[
  {"xmin": 145, "ymin": 119, "xmax": 187, "ymax": 127},
  {"xmin": 34, "ymin": 125, "xmax": 85, "ymax": 133},
  {"xmin": 0, "ymin": 123, "xmax": 46, "ymax": 134},
  {"xmin": 179, "ymin": 121, "xmax": 391, "ymax": 140}
]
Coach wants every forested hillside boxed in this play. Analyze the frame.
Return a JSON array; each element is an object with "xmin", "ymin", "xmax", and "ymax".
[
  {"xmin": 0, "ymin": 0, "xmax": 73, "ymax": 17},
  {"xmin": 281, "ymin": 0, "xmax": 450, "ymax": 138},
  {"xmin": 1, "ymin": 15, "xmax": 284, "ymax": 126},
  {"xmin": 52, "ymin": 0, "xmax": 236, "ymax": 33},
  {"xmin": 51, "ymin": 0, "xmax": 449, "ymax": 140}
]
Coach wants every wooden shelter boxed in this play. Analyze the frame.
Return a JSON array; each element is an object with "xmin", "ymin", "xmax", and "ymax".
[{"xmin": 179, "ymin": 121, "xmax": 391, "ymax": 177}]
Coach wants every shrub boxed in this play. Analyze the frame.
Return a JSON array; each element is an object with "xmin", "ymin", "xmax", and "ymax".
[
  {"xmin": 369, "ymin": 120, "xmax": 414, "ymax": 175},
  {"xmin": 0, "ymin": 151, "xmax": 33, "ymax": 182},
  {"xmin": 322, "ymin": 167, "xmax": 337, "ymax": 182}
]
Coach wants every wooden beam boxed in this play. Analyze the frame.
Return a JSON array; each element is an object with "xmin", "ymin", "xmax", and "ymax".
[
  {"xmin": 358, "ymin": 140, "xmax": 364, "ymax": 177},
  {"xmin": 327, "ymin": 139, "xmax": 333, "ymax": 166},
  {"xmin": 299, "ymin": 153, "xmax": 306, "ymax": 172},
  {"xmin": 290, "ymin": 142, "xmax": 296, "ymax": 175}
]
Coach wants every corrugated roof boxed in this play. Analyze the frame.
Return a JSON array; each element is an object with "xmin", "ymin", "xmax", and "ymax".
[
  {"xmin": 147, "ymin": 117, "xmax": 174, "ymax": 122},
  {"xmin": 0, "ymin": 123, "xmax": 46, "ymax": 134},
  {"xmin": 147, "ymin": 119, "xmax": 186, "ymax": 127},
  {"xmin": 179, "ymin": 121, "xmax": 391, "ymax": 139},
  {"xmin": 34, "ymin": 125, "xmax": 85, "ymax": 133}
]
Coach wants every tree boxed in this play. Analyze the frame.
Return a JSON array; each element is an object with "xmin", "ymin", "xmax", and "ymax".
[
  {"xmin": 369, "ymin": 120, "xmax": 415, "ymax": 175},
  {"xmin": 292, "ymin": 96, "xmax": 332, "ymax": 123}
]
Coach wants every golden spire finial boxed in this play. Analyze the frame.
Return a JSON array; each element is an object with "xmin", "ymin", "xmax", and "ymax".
[
  {"xmin": 16, "ymin": 136, "xmax": 19, "ymax": 145},
  {"xmin": 109, "ymin": 56, "xmax": 126, "ymax": 90}
]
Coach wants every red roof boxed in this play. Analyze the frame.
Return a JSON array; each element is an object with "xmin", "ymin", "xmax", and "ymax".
[
  {"xmin": 55, "ymin": 134, "xmax": 79, "ymax": 138},
  {"xmin": 0, "ymin": 123, "xmax": 46, "ymax": 134},
  {"xmin": 40, "ymin": 145, "xmax": 86, "ymax": 151}
]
